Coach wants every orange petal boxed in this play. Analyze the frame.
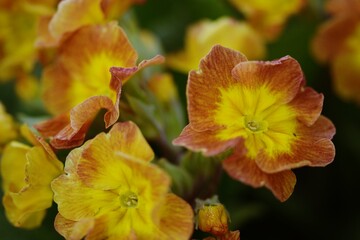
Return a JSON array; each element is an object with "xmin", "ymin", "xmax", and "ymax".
[
  {"xmin": 158, "ymin": 193, "xmax": 194, "ymax": 239},
  {"xmin": 187, "ymin": 45, "xmax": 247, "ymax": 131},
  {"xmin": 255, "ymin": 116, "xmax": 335, "ymax": 173},
  {"xmin": 231, "ymin": 56, "xmax": 304, "ymax": 105},
  {"xmin": 223, "ymin": 142, "xmax": 296, "ymax": 202},
  {"xmin": 173, "ymin": 124, "xmax": 240, "ymax": 156},
  {"xmin": 289, "ymin": 87, "xmax": 324, "ymax": 126}
]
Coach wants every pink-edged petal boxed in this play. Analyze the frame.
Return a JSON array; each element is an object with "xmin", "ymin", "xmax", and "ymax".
[
  {"xmin": 173, "ymin": 124, "xmax": 240, "ymax": 156},
  {"xmin": 223, "ymin": 142, "xmax": 296, "ymax": 202},
  {"xmin": 231, "ymin": 56, "xmax": 304, "ymax": 105},
  {"xmin": 256, "ymin": 116, "xmax": 336, "ymax": 173},
  {"xmin": 289, "ymin": 87, "xmax": 324, "ymax": 126},
  {"xmin": 187, "ymin": 45, "xmax": 247, "ymax": 131}
]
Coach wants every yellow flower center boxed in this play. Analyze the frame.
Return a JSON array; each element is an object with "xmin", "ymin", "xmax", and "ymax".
[
  {"xmin": 215, "ymin": 85, "xmax": 297, "ymax": 158},
  {"xmin": 120, "ymin": 191, "xmax": 138, "ymax": 208}
]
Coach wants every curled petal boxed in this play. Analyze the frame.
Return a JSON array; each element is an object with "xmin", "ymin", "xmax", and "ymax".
[
  {"xmin": 223, "ymin": 142, "xmax": 296, "ymax": 202},
  {"xmin": 54, "ymin": 214, "xmax": 95, "ymax": 240}
]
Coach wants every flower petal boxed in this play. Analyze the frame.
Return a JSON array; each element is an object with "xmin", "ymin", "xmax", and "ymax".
[
  {"xmin": 54, "ymin": 214, "xmax": 96, "ymax": 240},
  {"xmin": 187, "ymin": 45, "xmax": 247, "ymax": 131},
  {"xmin": 223, "ymin": 142, "xmax": 296, "ymax": 202},
  {"xmin": 231, "ymin": 56, "xmax": 304, "ymax": 105},
  {"xmin": 255, "ymin": 116, "xmax": 336, "ymax": 173},
  {"xmin": 173, "ymin": 124, "xmax": 240, "ymax": 156},
  {"xmin": 158, "ymin": 193, "xmax": 194, "ymax": 239},
  {"xmin": 289, "ymin": 87, "xmax": 324, "ymax": 126}
]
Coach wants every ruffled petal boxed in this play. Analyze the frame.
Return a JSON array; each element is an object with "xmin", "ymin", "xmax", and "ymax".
[
  {"xmin": 231, "ymin": 56, "xmax": 304, "ymax": 105},
  {"xmin": 187, "ymin": 45, "xmax": 247, "ymax": 131},
  {"xmin": 223, "ymin": 142, "xmax": 296, "ymax": 202}
]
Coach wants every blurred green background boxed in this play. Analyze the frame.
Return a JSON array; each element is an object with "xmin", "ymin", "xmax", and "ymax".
[{"xmin": 1, "ymin": 0, "xmax": 360, "ymax": 239}]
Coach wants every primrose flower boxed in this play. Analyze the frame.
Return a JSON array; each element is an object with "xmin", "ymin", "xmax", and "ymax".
[
  {"xmin": 312, "ymin": 0, "xmax": 360, "ymax": 104},
  {"xmin": 36, "ymin": 0, "xmax": 145, "ymax": 47},
  {"xmin": 174, "ymin": 45, "xmax": 335, "ymax": 201},
  {"xmin": 0, "ymin": 102, "xmax": 17, "ymax": 148},
  {"xmin": 35, "ymin": 22, "xmax": 163, "ymax": 149},
  {"xmin": 167, "ymin": 17, "xmax": 266, "ymax": 73},
  {"xmin": 228, "ymin": 0, "xmax": 305, "ymax": 40},
  {"xmin": 51, "ymin": 121, "xmax": 194, "ymax": 239},
  {"xmin": 0, "ymin": 125, "xmax": 63, "ymax": 228}
]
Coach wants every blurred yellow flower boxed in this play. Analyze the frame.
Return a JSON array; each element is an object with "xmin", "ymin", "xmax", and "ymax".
[
  {"xmin": 0, "ymin": 102, "xmax": 17, "ymax": 148},
  {"xmin": 312, "ymin": 0, "xmax": 360, "ymax": 104},
  {"xmin": 167, "ymin": 17, "xmax": 266, "ymax": 73},
  {"xmin": 0, "ymin": 125, "xmax": 63, "ymax": 229},
  {"xmin": 229, "ymin": 0, "xmax": 305, "ymax": 40},
  {"xmin": 52, "ymin": 121, "xmax": 194, "ymax": 239},
  {"xmin": 147, "ymin": 73, "xmax": 178, "ymax": 103},
  {"xmin": 197, "ymin": 203, "xmax": 229, "ymax": 236},
  {"xmin": 0, "ymin": 0, "xmax": 57, "ymax": 99}
]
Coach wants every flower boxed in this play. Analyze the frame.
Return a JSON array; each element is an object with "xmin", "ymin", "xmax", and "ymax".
[
  {"xmin": 0, "ymin": 102, "xmax": 17, "ymax": 148},
  {"xmin": 196, "ymin": 201, "xmax": 229, "ymax": 236},
  {"xmin": 312, "ymin": 0, "xmax": 360, "ymax": 104},
  {"xmin": 147, "ymin": 73, "xmax": 178, "ymax": 103},
  {"xmin": 34, "ymin": 22, "xmax": 164, "ymax": 149},
  {"xmin": 167, "ymin": 17, "xmax": 266, "ymax": 73},
  {"xmin": 228, "ymin": 0, "xmax": 305, "ymax": 40},
  {"xmin": 0, "ymin": 125, "xmax": 63, "ymax": 228},
  {"xmin": 51, "ymin": 121, "xmax": 194, "ymax": 239},
  {"xmin": 174, "ymin": 45, "xmax": 335, "ymax": 201}
]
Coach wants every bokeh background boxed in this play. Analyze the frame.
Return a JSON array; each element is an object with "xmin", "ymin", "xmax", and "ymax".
[{"xmin": 1, "ymin": 0, "xmax": 360, "ymax": 239}]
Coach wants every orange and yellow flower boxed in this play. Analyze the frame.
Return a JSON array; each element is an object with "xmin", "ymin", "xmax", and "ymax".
[
  {"xmin": 0, "ymin": 125, "xmax": 63, "ymax": 228},
  {"xmin": 51, "ymin": 121, "xmax": 193, "ymax": 239},
  {"xmin": 228, "ymin": 0, "xmax": 305, "ymax": 40},
  {"xmin": 35, "ymin": 22, "xmax": 163, "ymax": 149},
  {"xmin": 312, "ymin": 0, "xmax": 360, "ymax": 104},
  {"xmin": 174, "ymin": 45, "xmax": 335, "ymax": 201},
  {"xmin": 167, "ymin": 17, "xmax": 266, "ymax": 73}
]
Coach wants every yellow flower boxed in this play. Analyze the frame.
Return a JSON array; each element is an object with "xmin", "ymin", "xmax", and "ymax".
[
  {"xmin": 52, "ymin": 121, "xmax": 194, "ymax": 239},
  {"xmin": 312, "ymin": 0, "xmax": 360, "ymax": 104},
  {"xmin": 0, "ymin": 125, "xmax": 63, "ymax": 229},
  {"xmin": 229, "ymin": 0, "xmax": 305, "ymax": 40},
  {"xmin": 147, "ymin": 73, "xmax": 178, "ymax": 103},
  {"xmin": 0, "ymin": 102, "xmax": 17, "ymax": 148},
  {"xmin": 34, "ymin": 22, "xmax": 164, "ymax": 149},
  {"xmin": 167, "ymin": 17, "xmax": 266, "ymax": 73},
  {"xmin": 174, "ymin": 45, "xmax": 335, "ymax": 201}
]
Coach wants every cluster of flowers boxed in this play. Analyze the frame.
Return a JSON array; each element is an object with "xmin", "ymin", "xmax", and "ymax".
[{"xmin": 0, "ymin": 0, "xmax": 345, "ymax": 239}]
